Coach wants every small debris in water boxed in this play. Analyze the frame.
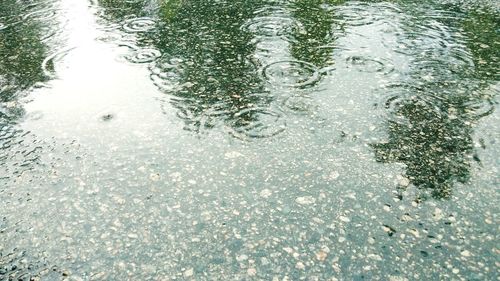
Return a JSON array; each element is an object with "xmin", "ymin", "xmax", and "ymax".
[{"xmin": 100, "ymin": 114, "xmax": 114, "ymax": 121}]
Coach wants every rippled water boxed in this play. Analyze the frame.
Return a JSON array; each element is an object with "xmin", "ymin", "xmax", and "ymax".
[{"xmin": 1, "ymin": 0, "xmax": 499, "ymax": 279}]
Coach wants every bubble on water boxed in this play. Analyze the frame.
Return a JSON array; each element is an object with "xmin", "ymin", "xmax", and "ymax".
[
  {"xmin": 229, "ymin": 107, "xmax": 286, "ymax": 140},
  {"xmin": 0, "ymin": 22, "xmax": 6, "ymax": 31},
  {"xmin": 263, "ymin": 60, "xmax": 321, "ymax": 88},
  {"xmin": 123, "ymin": 17, "xmax": 156, "ymax": 33},
  {"xmin": 42, "ymin": 47, "xmax": 76, "ymax": 79}
]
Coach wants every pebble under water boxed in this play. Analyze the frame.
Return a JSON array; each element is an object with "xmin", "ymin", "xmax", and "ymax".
[{"xmin": 1, "ymin": 0, "xmax": 499, "ymax": 280}]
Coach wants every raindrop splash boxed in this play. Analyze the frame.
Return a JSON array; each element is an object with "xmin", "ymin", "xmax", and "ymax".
[
  {"xmin": 229, "ymin": 107, "xmax": 286, "ymax": 140},
  {"xmin": 122, "ymin": 17, "xmax": 156, "ymax": 33},
  {"xmin": 263, "ymin": 60, "xmax": 321, "ymax": 88}
]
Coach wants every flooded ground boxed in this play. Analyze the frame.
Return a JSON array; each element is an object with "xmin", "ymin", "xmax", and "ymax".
[{"xmin": 1, "ymin": 0, "xmax": 499, "ymax": 280}]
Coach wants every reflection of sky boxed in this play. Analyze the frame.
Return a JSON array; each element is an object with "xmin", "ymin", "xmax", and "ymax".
[{"xmin": 22, "ymin": 0, "xmax": 169, "ymax": 145}]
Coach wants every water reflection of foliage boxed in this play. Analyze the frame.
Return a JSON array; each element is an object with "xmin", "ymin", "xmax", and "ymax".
[
  {"xmin": 372, "ymin": 82, "xmax": 487, "ymax": 199},
  {"xmin": 461, "ymin": 9, "xmax": 499, "ymax": 82},
  {"xmin": 97, "ymin": 0, "xmax": 282, "ymax": 137},
  {"xmin": 1, "ymin": 0, "xmax": 59, "ymax": 176},
  {"xmin": 155, "ymin": 0, "xmax": 271, "ymax": 135},
  {"xmin": 0, "ymin": 0, "xmax": 56, "ymax": 121},
  {"xmin": 289, "ymin": 0, "xmax": 344, "ymax": 68},
  {"xmin": 371, "ymin": 4, "xmax": 498, "ymax": 199}
]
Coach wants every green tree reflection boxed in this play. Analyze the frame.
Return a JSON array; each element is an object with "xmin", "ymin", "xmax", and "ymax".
[
  {"xmin": 155, "ymin": 0, "xmax": 272, "ymax": 135},
  {"xmin": 1, "ymin": 0, "xmax": 59, "ymax": 175},
  {"xmin": 0, "ymin": 0, "xmax": 55, "ymax": 121},
  {"xmin": 97, "ymin": 0, "xmax": 299, "ymax": 138},
  {"xmin": 289, "ymin": 0, "xmax": 344, "ymax": 68},
  {"xmin": 371, "ymin": 5, "xmax": 498, "ymax": 199}
]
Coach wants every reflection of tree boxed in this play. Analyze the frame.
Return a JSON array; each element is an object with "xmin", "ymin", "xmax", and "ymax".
[
  {"xmin": 97, "ymin": 0, "xmax": 158, "ymax": 21},
  {"xmin": 371, "ymin": 6, "xmax": 498, "ymax": 199},
  {"xmin": 0, "ymin": 2, "xmax": 49, "ymax": 100},
  {"xmin": 461, "ymin": 9, "xmax": 499, "ymax": 83},
  {"xmin": 97, "ymin": 0, "xmax": 282, "ymax": 136},
  {"xmin": 0, "ymin": 0, "xmax": 55, "ymax": 121},
  {"xmin": 155, "ymin": 0, "xmax": 270, "ymax": 134},
  {"xmin": 1, "ymin": 0, "xmax": 58, "ymax": 176},
  {"xmin": 372, "ymin": 82, "xmax": 481, "ymax": 199},
  {"xmin": 289, "ymin": 0, "xmax": 344, "ymax": 68}
]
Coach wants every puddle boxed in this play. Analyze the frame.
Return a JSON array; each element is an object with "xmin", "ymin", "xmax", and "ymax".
[{"xmin": 1, "ymin": 0, "xmax": 498, "ymax": 279}]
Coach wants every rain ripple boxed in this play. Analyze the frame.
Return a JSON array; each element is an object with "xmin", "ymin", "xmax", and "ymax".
[
  {"xmin": 281, "ymin": 95, "xmax": 318, "ymax": 115},
  {"xmin": 149, "ymin": 58, "xmax": 184, "ymax": 93},
  {"xmin": 262, "ymin": 60, "xmax": 321, "ymax": 88},
  {"xmin": 242, "ymin": 6, "xmax": 303, "ymax": 40},
  {"xmin": 123, "ymin": 17, "xmax": 156, "ymax": 33},
  {"xmin": 345, "ymin": 56, "xmax": 395, "ymax": 74},
  {"xmin": 228, "ymin": 107, "xmax": 286, "ymax": 140},
  {"xmin": 328, "ymin": 2, "xmax": 402, "ymax": 28},
  {"xmin": 171, "ymin": 99, "xmax": 233, "ymax": 133},
  {"xmin": 118, "ymin": 43, "xmax": 161, "ymax": 64},
  {"xmin": 22, "ymin": 7, "xmax": 58, "ymax": 21},
  {"xmin": 125, "ymin": 48, "xmax": 161, "ymax": 64},
  {"xmin": 376, "ymin": 82, "xmax": 496, "ymax": 123},
  {"xmin": 41, "ymin": 47, "xmax": 76, "ymax": 79}
]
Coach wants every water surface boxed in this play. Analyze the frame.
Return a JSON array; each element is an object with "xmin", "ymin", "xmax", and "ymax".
[{"xmin": 1, "ymin": 0, "xmax": 499, "ymax": 280}]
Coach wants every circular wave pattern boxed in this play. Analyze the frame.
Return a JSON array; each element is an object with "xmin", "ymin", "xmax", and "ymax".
[
  {"xmin": 243, "ymin": 16, "xmax": 302, "ymax": 38},
  {"xmin": 149, "ymin": 58, "xmax": 186, "ymax": 93},
  {"xmin": 172, "ymin": 100, "xmax": 234, "ymax": 133},
  {"xmin": 123, "ymin": 17, "xmax": 156, "ymax": 33},
  {"xmin": 333, "ymin": 2, "xmax": 402, "ymax": 28},
  {"xmin": 243, "ymin": 6, "xmax": 304, "ymax": 40},
  {"xmin": 464, "ymin": 101, "xmax": 495, "ymax": 120},
  {"xmin": 263, "ymin": 60, "xmax": 321, "ymax": 88},
  {"xmin": 229, "ymin": 107, "xmax": 286, "ymax": 140},
  {"xmin": 375, "ymin": 82, "xmax": 495, "ymax": 124},
  {"xmin": 282, "ymin": 95, "xmax": 318, "ymax": 115},
  {"xmin": 124, "ymin": 48, "xmax": 161, "ymax": 64},
  {"xmin": 22, "ymin": 8, "xmax": 58, "ymax": 21},
  {"xmin": 345, "ymin": 56, "xmax": 394, "ymax": 74},
  {"xmin": 41, "ymin": 47, "xmax": 76, "ymax": 79}
]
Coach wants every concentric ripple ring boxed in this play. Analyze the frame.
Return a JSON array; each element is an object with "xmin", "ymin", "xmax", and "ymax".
[
  {"xmin": 263, "ymin": 60, "xmax": 321, "ymax": 88},
  {"xmin": 123, "ymin": 17, "xmax": 156, "ymax": 33},
  {"xmin": 124, "ymin": 48, "xmax": 161, "ymax": 64},
  {"xmin": 229, "ymin": 107, "xmax": 286, "ymax": 139}
]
